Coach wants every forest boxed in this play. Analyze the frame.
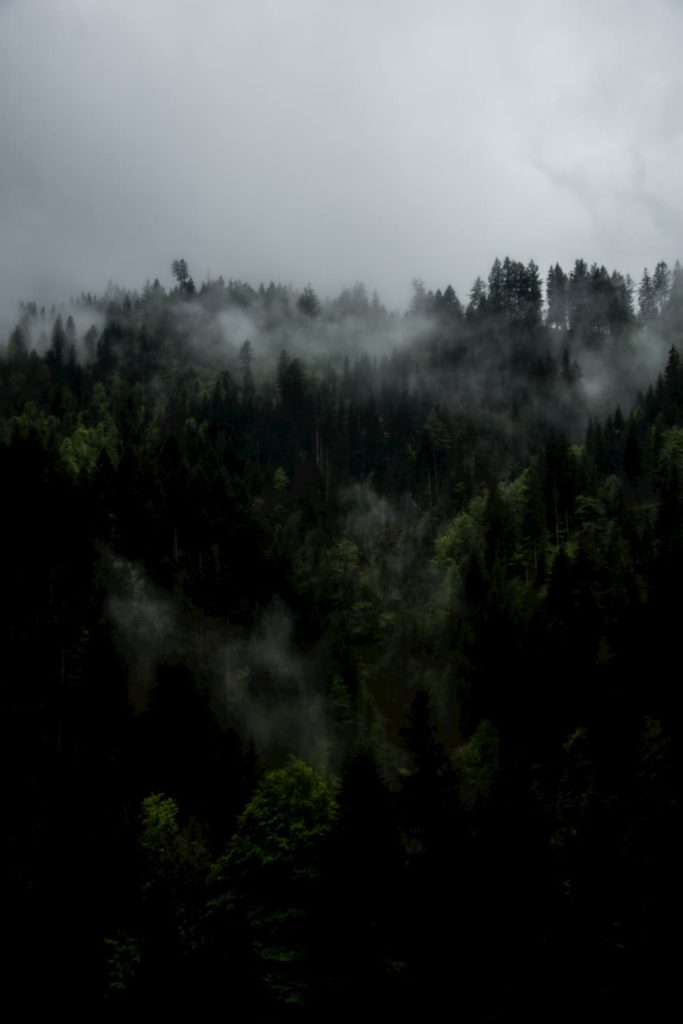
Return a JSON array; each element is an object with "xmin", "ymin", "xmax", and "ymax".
[{"xmin": 2, "ymin": 255, "xmax": 681, "ymax": 1017}]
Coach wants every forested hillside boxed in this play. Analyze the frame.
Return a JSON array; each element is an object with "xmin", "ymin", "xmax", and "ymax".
[{"xmin": 2, "ymin": 257, "xmax": 681, "ymax": 1017}]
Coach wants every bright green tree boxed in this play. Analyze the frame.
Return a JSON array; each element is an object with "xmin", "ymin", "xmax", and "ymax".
[{"xmin": 213, "ymin": 760, "xmax": 337, "ymax": 1014}]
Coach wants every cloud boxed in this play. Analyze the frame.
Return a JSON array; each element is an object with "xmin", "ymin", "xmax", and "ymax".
[{"xmin": 1, "ymin": 0, "xmax": 682, "ymax": 318}]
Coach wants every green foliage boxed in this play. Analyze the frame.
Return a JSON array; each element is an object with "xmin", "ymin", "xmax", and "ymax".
[
  {"xmin": 104, "ymin": 932, "xmax": 143, "ymax": 998},
  {"xmin": 329, "ymin": 675, "xmax": 356, "ymax": 726},
  {"xmin": 273, "ymin": 466, "xmax": 289, "ymax": 491},
  {"xmin": 424, "ymin": 405, "xmax": 452, "ymax": 452},
  {"xmin": 140, "ymin": 793, "xmax": 182, "ymax": 866},
  {"xmin": 227, "ymin": 760, "xmax": 337, "ymax": 877},
  {"xmin": 454, "ymin": 719, "xmax": 501, "ymax": 812},
  {"xmin": 215, "ymin": 760, "xmax": 337, "ymax": 1011},
  {"xmin": 500, "ymin": 467, "xmax": 530, "ymax": 521},
  {"xmin": 599, "ymin": 473, "xmax": 624, "ymax": 515},
  {"xmin": 434, "ymin": 493, "xmax": 487, "ymax": 573},
  {"xmin": 328, "ymin": 537, "xmax": 361, "ymax": 599},
  {"xmin": 59, "ymin": 417, "xmax": 119, "ymax": 478},
  {"xmin": 139, "ymin": 793, "xmax": 210, "ymax": 948},
  {"xmin": 0, "ymin": 402, "xmax": 59, "ymax": 446},
  {"xmin": 657, "ymin": 425, "xmax": 683, "ymax": 477}
]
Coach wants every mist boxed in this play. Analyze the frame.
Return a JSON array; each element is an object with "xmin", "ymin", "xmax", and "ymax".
[{"xmin": 106, "ymin": 553, "xmax": 330, "ymax": 765}]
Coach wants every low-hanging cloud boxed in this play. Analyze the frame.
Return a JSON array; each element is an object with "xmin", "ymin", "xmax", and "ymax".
[
  {"xmin": 106, "ymin": 554, "xmax": 330, "ymax": 765},
  {"xmin": 222, "ymin": 601, "xmax": 329, "ymax": 766}
]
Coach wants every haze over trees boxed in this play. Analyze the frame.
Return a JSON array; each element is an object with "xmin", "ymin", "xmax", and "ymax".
[{"xmin": 2, "ymin": 255, "xmax": 681, "ymax": 1016}]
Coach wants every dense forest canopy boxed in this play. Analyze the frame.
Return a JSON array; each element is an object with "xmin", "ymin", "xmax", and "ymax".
[{"xmin": 2, "ymin": 255, "xmax": 681, "ymax": 1016}]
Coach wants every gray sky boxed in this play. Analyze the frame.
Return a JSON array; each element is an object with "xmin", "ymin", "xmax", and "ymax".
[{"xmin": 1, "ymin": 0, "xmax": 682, "ymax": 317}]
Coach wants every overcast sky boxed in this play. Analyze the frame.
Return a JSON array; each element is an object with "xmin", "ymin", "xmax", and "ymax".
[{"xmin": 1, "ymin": 0, "xmax": 682, "ymax": 318}]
